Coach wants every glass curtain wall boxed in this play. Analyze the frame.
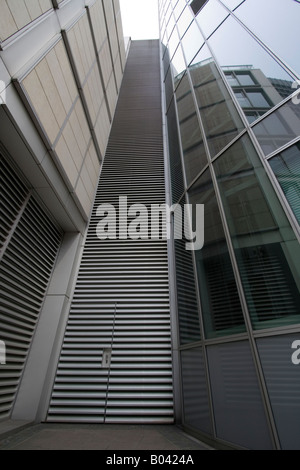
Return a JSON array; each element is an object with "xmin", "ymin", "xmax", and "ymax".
[{"xmin": 160, "ymin": 0, "xmax": 300, "ymax": 450}]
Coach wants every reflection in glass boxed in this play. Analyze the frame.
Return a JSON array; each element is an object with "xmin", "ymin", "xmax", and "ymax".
[
  {"xmin": 214, "ymin": 135, "xmax": 300, "ymax": 330},
  {"xmin": 168, "ymin": 26, "xmax": 180, "ymax": 60},
  {"xmin": 209, "ymin": 16, "xmax": 295, "ymax": 122},
  {"xmin": 269, "ymin": 143, "xmax": 300, "ymax": 224},
  {"xmin": 220, "ymin": 0, "xmax": 244, "ymax": 9},
  {"xmin": 188, "ymin": 169, "xmax": 245, "ymax": 338},
  {"xmin": 181, "ymin": 20, "xmax": 204, "ymax": 65},
  {"xmin": 174, "ymin": 0, "xmax": 186, "ymax": 20},
  {"xmin": 189, "ymin": 45, "xmax": 244, "ymax": 156},
  {"xmin": 253, "ymin": 99, "xmax": 300, "ymax": 155},
  {"xmin": 177, "ymin": 5, "xmax": 193, "ymax": 38},
  {"xmin": 174, "ymin": 197, "xmax": 201, "ymax": 344},
  {"xmin": 170, "ymin": 44, "xmax": 186, "ymax": 80},
  {"xmin": 195, "ymin": 0, "xmax": 229, "ymax": 38},
  {"xmin": 166, "ymin": 10, "xmax": 175, "ymax": 38},
  {"xmin": 181, "ymin": 348, "xmax": 212, "ymax": 433},
  {"xmin": 235, "ymin": 0, "xmax": 300, "ymax": 77},
  {"xmin": 176, "ymin": 76, "xmax": 208, "ymax": 184}
]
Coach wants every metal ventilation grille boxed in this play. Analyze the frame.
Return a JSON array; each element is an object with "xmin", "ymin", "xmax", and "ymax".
[
  {"xmin": 0, "ymin": 156, "xmax": 62, "ymax": 420},
  {"xmin": 0, "ymin": 156, "xmax": 28, "ymax": 250},
  {"xmin": 47, "ymin": 41, "xmax": 174, "ymax": 424}
]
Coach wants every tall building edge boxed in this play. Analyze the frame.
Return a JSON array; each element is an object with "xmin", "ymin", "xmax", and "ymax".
[{"xmin": 159, "ymin": 0, "xmax": 300, "ymax": 450}]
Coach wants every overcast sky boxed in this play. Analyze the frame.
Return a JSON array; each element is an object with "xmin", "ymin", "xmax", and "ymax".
[{"xmin": 119, "ymin": 0, "xmax": 159, "ymax": 40}]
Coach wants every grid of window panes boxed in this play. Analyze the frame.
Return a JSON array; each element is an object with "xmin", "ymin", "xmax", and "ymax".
[{"xmin": 160, "ymin": 0, "xmax": 300, "ymax": 450}]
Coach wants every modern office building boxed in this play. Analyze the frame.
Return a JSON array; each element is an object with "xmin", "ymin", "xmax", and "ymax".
[
  {"xmin": 0, "ymin": 0, "xmax": 300, "ymax": 450},
  {"xmin": 160, "ymin": 0, "xmax": 300, "ymax": 450}
]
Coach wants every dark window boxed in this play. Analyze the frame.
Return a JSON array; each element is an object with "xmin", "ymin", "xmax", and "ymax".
[{"xmin": 190, "ymin": 0, "xmax": 208, "ymax": 15}]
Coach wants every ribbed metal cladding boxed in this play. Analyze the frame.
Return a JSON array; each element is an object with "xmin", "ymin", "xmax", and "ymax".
[
  {"xmin": 47, "ymin": 40, "xmax": 174, "ymax": 423},
  {"xmin": 0, "ymin": 154, "xmax": 63, "ymax": 420}
]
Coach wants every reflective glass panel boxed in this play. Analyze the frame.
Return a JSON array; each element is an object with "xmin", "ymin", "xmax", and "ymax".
[
  {"xmin": 235, "ymin": 0, "xmax": 300, "ymax": 77},
  {"xmin": 174, "ymin": 0, "xmax": 186, "ymax": 19},
  {"xmin": 269, "ymin": 143, "xmax": 300, "ymax": 224},
  {"xmin": 220, "ymin": 0, "xmax": 244, "ymax": 9},
  {"xmin": 188, "ymin": 169, "xmax": 245, "ymax": 338},
  {"xmin": 170, "ymin": 44, "xmax": 186, "ymax": 80},
  {"xmin": 195, "ymin": 0, "xmax": 229, "ymax": 38},
  {"xmin": 166, "ymin": 11, "xmax": 176, "ymax": 37},
  {"xmin": 176, "ymin": 76, "xmax": 207, "ymax": 184},
  {"xmin": 208, "ymin": 16, "xmax": 295, "ymax": 121},
  {"xmin": 177, "ymin": 5, "xmax": 194, "ymax": 37},
  {"xmin": 214, "ymin": 135, "xmax": 300, "ymax": 330},
  {"xmin": 168, "ymin": 26, "xmax": 180, "ymax": 59},
  {"xmin": 253, "ymin": 99, "xmax": 300, "ymax": 155},
  {"xmin": 189, "ymin": 45, "xmax": 244, "ymax": 157},
  {"xmin": 181, "ymin": 20, "xmax": 204, "ymax": 65}
]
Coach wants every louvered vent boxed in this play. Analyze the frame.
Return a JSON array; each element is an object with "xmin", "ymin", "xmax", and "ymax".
[
  {"xmin": 0, "ymin": 155, "xmax": 62, "ymax": 420},
  {"xmin": 47, "ymin": 41, "xmax": 174, "ymax": 424}
]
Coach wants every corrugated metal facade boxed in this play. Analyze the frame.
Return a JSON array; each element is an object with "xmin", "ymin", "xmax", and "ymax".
[{"xmin": 47, "ymin": 40, "xmax": 174, "ymax": 423}]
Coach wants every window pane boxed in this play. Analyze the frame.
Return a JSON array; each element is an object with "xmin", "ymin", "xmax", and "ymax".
[
  {"xmin": 236, "ymin": 73, "xmax": 255, "ymax": 86},
  {"xmin": 177, "ymin": 5, "xmax": 193, "ymax": 37},
  {"xmin": 247, "ymin": 91, "xmax": 270, "ymax": 108},
  {"xmin": 234, "ymin": 91, "xmax": 251, "ymax": 108},
  {"xmin": 174, "ymin": 0, "xmax": 186, "ymax": 20},
  {"xmin": 253, "ymin": 99, "xmax": 300, "ymax": 155},
  {"xmin": 207, "ymin": 341, "xmax": 273, "ymax": 449},
  {"xmin": 195, "ymin": 0, "xmax": 229, "ymax": 38},
  {"xmin": 220, "ymin": 0, "xmax": 244, "ymax": 9},
  {"xmin": 188, "ymin": 169, "xmax": 245, "ymax": 338},
  {"xmin": 181, "ymin": 20, "xmax": 204, "ymax": 65},
  {"xmin": 176, "ymin": 77, "xmax": 208, "ymax": 184},
  {"xmin": 208, "ymin": 16, "xmax": 294, "ymax": 121},
  {"xmin": 168, "ymin": 25, "xmax": 180, "ymax": 59},
  {"xmin": 269, "ymin": 143, "xmax": 300, "ymax": 224},
  {"xmin": 235, "ymin": 0, "xmax": 300, "ymax": 77},
  {"xmin": 225, "ymin": 73, "xmax": 239, "ymax": 87},
  {"xmin": 170, "ymin": 44, "xmax": 186, "ymax": 79},
  {"xmin": 190, "ymin": 46, "xmax": 244, "ymax": 157},
  {"xmin": 214, "ymin": 135, "xmax": 300, "ymax": 330}
]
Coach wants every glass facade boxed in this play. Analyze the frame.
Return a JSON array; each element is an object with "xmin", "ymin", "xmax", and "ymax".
[{"xmin": 160, "ymin": 0, "xmax": 300, "ymax": 449}]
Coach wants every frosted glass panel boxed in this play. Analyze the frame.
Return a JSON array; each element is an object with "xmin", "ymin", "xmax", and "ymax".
[
  {"xmin": 181, "ymin": 348, "xmax": 212, "ymax": 433},
  {"xmin": 207, "ymin": 341, "xmax": 273, "ymax": 449},
  {"xmin": 257, "ymin": 335, "xmax": 300, "ymax": 450}
]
